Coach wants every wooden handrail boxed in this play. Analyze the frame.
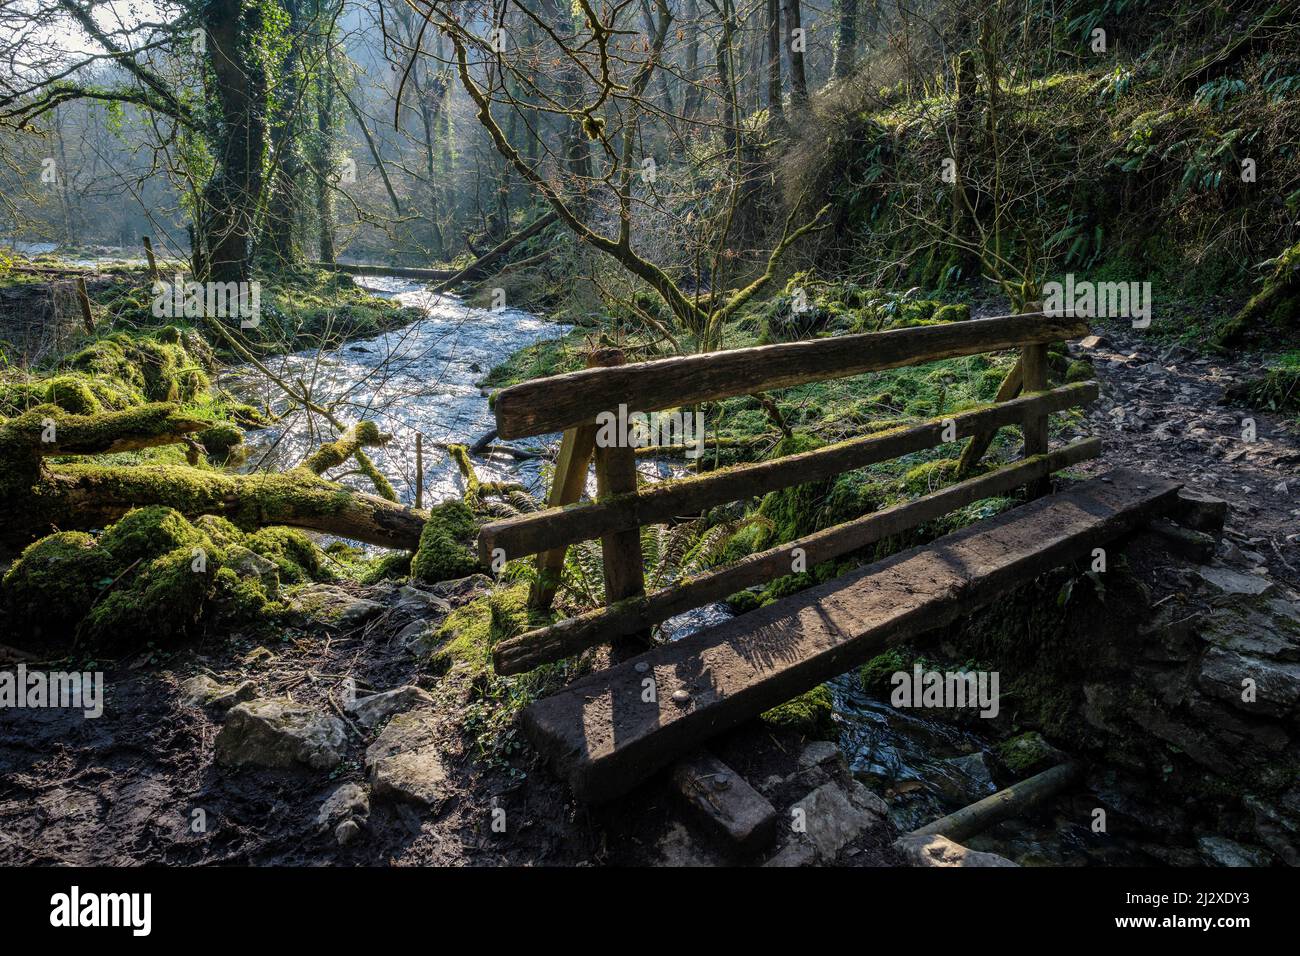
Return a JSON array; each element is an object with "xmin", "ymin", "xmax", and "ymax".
[
  {"xmin": 492, "ymin": 312, "xmax": 1087, "ymax": 438},
  {"xmin": 493, "ymin": 437, "xmax": 1102, "ymax": 674},
  {"xmin": 479, "ymin": 381, "xmax": 1098, "ymax": 563}
]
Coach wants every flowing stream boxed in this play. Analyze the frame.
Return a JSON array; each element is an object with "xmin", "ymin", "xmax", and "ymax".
[{"xmin": 225, "ymin": 277, "xmax": 568, "ymax": 505}]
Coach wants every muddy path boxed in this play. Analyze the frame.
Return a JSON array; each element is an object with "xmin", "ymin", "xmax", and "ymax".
[
  {"xmin": 1070, "ymin": 321, "xmax": 1299, "ymax": 590},
  {"xmin": 0, "ymin": 576, "xmax": 899, "ymax": 867}
]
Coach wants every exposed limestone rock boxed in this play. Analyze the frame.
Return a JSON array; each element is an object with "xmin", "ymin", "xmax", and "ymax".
[
  {"xmin": 215, "ymin": 698, "xmax": 347, "ymax": 770},
  {"xmin": 291, "ymin": 584, "xmax": 384, "ymax": 629},
  {"xmin": 179, "ymin": 674, "xmax": 255, "ymax": 711},
  {"xmin": 364, "ymin": 710, "xmax": 448, "ymax": 805},
  {"xmin": 345, "ymin": 685, "xmax": 433, "ymax": 730},
  {"xmin": 315, "ymin": 782, "xmax": 370, "ymax": 833}
]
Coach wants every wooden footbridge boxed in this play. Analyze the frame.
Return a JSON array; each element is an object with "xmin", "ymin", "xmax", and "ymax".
[{"xmin": 477, "ymin": 313, "xmax": 1182, "ymax": 804}]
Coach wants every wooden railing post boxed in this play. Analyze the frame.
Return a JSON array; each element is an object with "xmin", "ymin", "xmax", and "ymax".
[
  {"xmin": 588, "ymin": 349, "xmax": 649, "ymax": 649},
  {"xmin": 526, "ymin": 349, "xmax": 619, "ymax": 611},
  {"xmin": 1020, "ymin": 341, "xmax": 1050, "ymax": 497}
]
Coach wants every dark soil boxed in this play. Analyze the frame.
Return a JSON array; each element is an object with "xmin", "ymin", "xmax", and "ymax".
[{"xmin": 0, "ymin": 580, "xmax": 899, "ymax": 866}]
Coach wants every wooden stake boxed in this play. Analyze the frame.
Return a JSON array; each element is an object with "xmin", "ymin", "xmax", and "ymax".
[
  {"xmin": 142, "ymin": 235, "xmax": 159, "ymax": 280},
  {"xmin": 74, "ymin": 277, "xmax": 95, "ymax": 333},
  {"xmin": 414, "ymin": 432, "xmax": 424, "ymax": 510},
  {"xmin": 956, "ymin": 357, "xmax": 1022, "ymax": 475}
]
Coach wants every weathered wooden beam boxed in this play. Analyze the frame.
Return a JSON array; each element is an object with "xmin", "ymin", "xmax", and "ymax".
[
  {"xmin": 590, "ymin": 351, "xmax": 648, "ymax": 647},
  {"xmin": 910, "ymin": 762, "xmax": 1083, "ymax": 844},
  {"xmin": 480, "ymin": 382, "xmax": 1097, "ymax": 563},
  {"xmin": 1020, "ymin": 342, "xmax": 1050, "ymax": 498},
  {"xmin": 493, "ymin": 437, "xmax": 1102, "ymax": 675},
  {"xmin": 670, "ymin": 751, "xmax": 778, "ymax": 857},
  {"xmin": 493, "ymin": 313, "xmax": 1088, "ymax": 439},
  {"xmin": 521, "ymin": 470, "xmax": 1181, "ymax": 801}
]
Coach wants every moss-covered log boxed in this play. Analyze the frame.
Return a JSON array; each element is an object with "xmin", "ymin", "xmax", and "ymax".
[
  {"xmin": 0, "ymin": 404, "xmax": 211, "ymax": 498},
  {"xmin": 8, "ymin": 462, "xmax": 427, "ymax": 550}
]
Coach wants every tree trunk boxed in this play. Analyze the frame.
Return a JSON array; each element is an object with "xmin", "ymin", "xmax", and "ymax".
[
  {"xmin": 766, "ymin": 0, "xmax": 784, "ymax": 125},
  {"xmin": 833, "ymin": 0, "xmax": 858, "ymax": 79},
  {"xmin": 263, "ymin": 0, "xmax": 307, "ymax": 268},
  {"xmin": 200, "ymin": 0, "xmax": 268, "ymax": 283},
  {"xmin": 782, "ymin": 0, "xmax": 808, "ymax": 105}
]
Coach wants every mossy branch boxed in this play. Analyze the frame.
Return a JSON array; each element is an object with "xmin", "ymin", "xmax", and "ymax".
[{"xmin": 301, "ymin": 420, "xmax": 397, "ymax": 501}]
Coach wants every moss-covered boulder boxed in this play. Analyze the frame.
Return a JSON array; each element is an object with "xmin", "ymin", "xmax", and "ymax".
[
  {"xmin": 0, "ymin": 506, "xmax": 329, "ymax": 650},
  {"xmin": 411, "ymin": 499, "xmax": 481, "ymax": 583},
  {"xmin": 0, "ymin": 532, "xmax": 116, "ymax": 642},
  {"xmin": 760, "ymin": 684, "xmax": 837, "ymax": 739}
]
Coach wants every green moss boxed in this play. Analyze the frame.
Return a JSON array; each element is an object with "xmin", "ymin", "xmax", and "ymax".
[
  {"xmin": 996, "ymin": 731, "xmax": 1062, "ymax": 777},
  {"xmin": 411, "ymin": 499, "xmax": 480, "ymax": 583},
  {"xmin": 80, "ymin": 543, "xmax": 216, "ymax": 647},
  {"xmin": 99, "ymin": 505, "xmax": 203, "ymax": 565},
  {"xmin": 427, "ymin": 584, "xmax": 536, "ymax": 676},
  {"xmin": 0, "ymin": 532, "xmax": 115, "ymax": 641},
  {"xmin": 902, "ymin": 457, "xmax": 960, "ymax": 494},
  {"xmin": 932, "ymin": 303, "xmax": 971, "ymax": 323},
  {"xmin": 0, "ymin": 381, "xmax": 48, "ymax": 418},
  {"xmin": 860, "ymin": 647, "xmax": 911, "ymax": 693},
  {"xmin": 197, "ymin": 422, "xmax": 245, "ymax": 461},
  {"xmin": 0, "ymin": 504, "xmax": 329, "ymax": 649},
  {"xmin": 760, "ymin": 684, "xmax": 837, "ymax": 739},
  {"xmin": 44, "ymin": 376, "xmax": 101, "ymax": 415},
  {"xmin": 752, "ymin": 432, "xmax": 830, "ymax": 545},
  {"xmin": 245, "ymin": 526, "xmax": 326, "ymax": 583},
  {"xmin": 1065, "ymin": 359, "xmax": 1094, "ymax": 383},
  {"xmin": 726, "ymin": 590, "xmax": 761, "ymax": 614},
  {"xmin": 359, "ymin": 550, "xmax": 412, "ymax": 585}
]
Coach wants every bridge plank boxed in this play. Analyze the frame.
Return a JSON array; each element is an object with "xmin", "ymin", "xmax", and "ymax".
[
  {"xmin": 520, "ymin": 469, "xmax": 1181, "ymax": 802},
  {"xmin": 493, "ymin": 313, "xmax": 1089, "ymax": 439}
]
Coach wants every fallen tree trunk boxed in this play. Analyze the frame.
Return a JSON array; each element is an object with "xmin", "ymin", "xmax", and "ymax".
[
  {"xmin": 1, "ymin": 404, "xmax": 427, "ymax": 550},
  {"xmin": 310, "ymin": 262, "xmax": 458, "ymax": 280},
  {"xmin": 430, "ymin": 211, "xmax": 559, "ymax": 293},
  {"xmin": 910, "ymin": 762, "xmax": 1083, "ymax": 843},
  {"xmin": 13, "ymin": 463, "xmax": 427, "ymax": 550}
]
